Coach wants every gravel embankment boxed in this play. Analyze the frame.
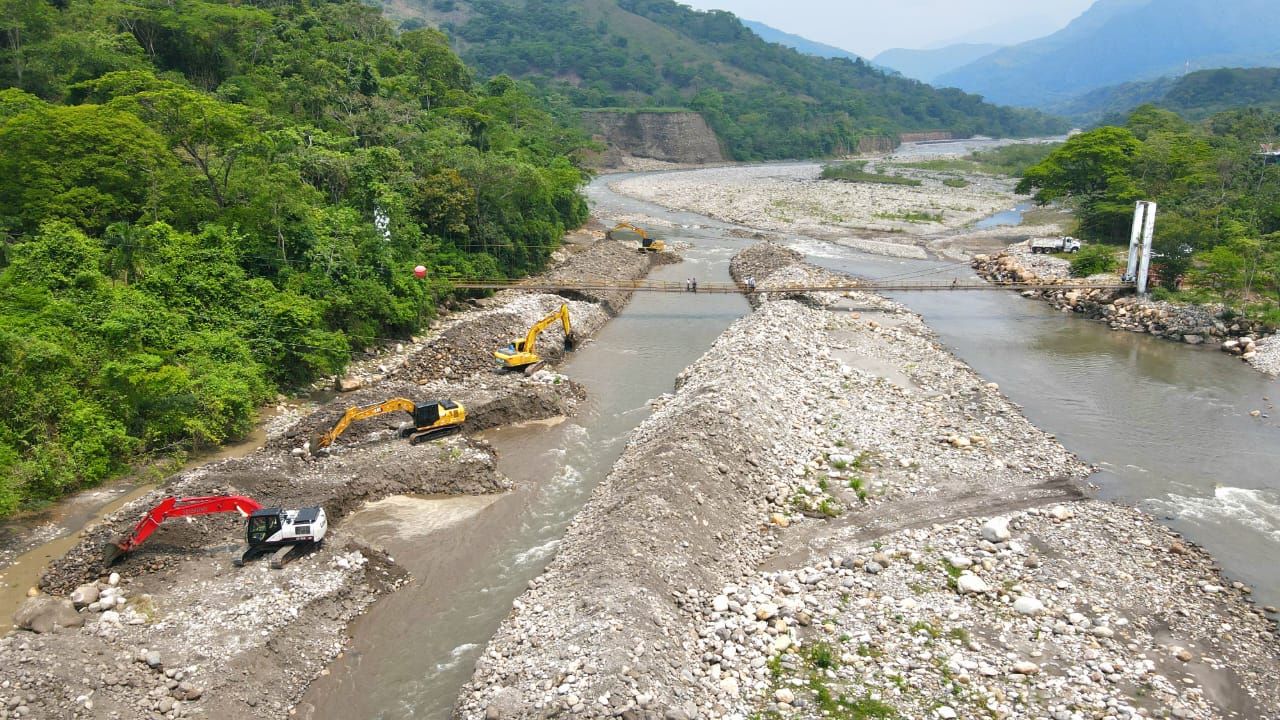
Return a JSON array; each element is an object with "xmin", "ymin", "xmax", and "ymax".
[{"xmin": 455, "ymin": 243, "xmax": 1279, "ymax": 719}]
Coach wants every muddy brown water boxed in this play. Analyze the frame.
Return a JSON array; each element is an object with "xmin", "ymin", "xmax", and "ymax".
[{"xmin": 297, "ymin": 219, "xmax": 751, "ymax": 719}]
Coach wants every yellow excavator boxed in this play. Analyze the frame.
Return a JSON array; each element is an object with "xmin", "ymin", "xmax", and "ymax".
[
  {"xmin": 494, "ymin": 303, "xmax": 575, "ymax": 374},
  {"xmin": 607, "ymin": 222, "xmax": 664, "ymax": 252},
  {"xmin": 310, "ymin": 398, "xmax": 465, "ymax": 451}
]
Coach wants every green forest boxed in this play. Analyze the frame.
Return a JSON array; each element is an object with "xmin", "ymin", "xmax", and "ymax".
[
  {"xmin": 1047, "ymin": 67, "xmax": 1280, "ymax": 126},
  {"xmin": 0, "ymin": 0, "xmax": 594, "ymax": 514},
  {"xmin": 403, "ymin": 0, "xmax": 1068, "ymax": 159},
  {"xmin": 1017, "ymin": 105, "xmax": 1280, "ymax": 317}
]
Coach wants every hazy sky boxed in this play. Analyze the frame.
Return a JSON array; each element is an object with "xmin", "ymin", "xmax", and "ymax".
[{"xmin": 678, "ymin": 0, "xmax": 1098, "ymax": 58}]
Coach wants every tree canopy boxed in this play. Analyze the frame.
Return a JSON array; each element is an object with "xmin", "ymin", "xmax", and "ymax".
[
  {"xmin": 0, "ymin": 0, "xmax": 592, "ymax": 514},
  {"xmin": 1017, "ymin": 105, "xmax": 1280, "ymax": 308},
  {"xmin": 404, "ymin": 0, "xmax": 1068, "ymax": 160}
]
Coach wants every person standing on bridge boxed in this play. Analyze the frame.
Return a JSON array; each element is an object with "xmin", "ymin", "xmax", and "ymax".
[
  {"xmin": 746, "ymin": 277, "xmax": 756, "ymax": 293},
  {"xmin": 690, "ymin": 277, "xmax": 697, "ymax": 292}
]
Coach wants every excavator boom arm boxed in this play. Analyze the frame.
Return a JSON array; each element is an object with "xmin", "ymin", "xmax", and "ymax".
[
  {"xmin": 521, "ymin": 304, "xmax": 571, "ymax": 357},
  {"xmin": 113, "ymin": 495, "xmax": 264, "ymax": 555},
  {"xmin": 316, "ymin": 398, "xmax": 419, "ymax": 449}
]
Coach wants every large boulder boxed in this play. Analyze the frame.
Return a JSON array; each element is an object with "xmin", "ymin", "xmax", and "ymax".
[{"xmin": 14, "ymin": 595, "xmax": 83, "ymax": 633}]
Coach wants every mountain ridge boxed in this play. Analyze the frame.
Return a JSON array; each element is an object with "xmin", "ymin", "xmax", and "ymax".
[
  {"xmin": 874, "ymin": 43, "xmax": 1002, "ymax": 84},
  {"xmin": 382, "ymin": 0, "xmax": 1067, "ymax": 159},
  {"xmin": 935, "ymin": 0, "xmax": 1280, "ymax": 108}
]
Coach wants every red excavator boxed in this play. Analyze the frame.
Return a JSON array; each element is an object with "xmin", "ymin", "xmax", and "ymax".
[{"xmin": 104, "ymin": 495, "xmax": 328, "ymax": 569}]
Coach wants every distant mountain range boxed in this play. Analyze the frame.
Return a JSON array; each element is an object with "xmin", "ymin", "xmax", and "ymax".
[
  {"xmin": 383, "ymin": 0, "xmax": 1066, "ymax": 161},
  {"xmin": 873, "ymin": 44, "xmax": 1002, "ymax": 84},
  {"xmin": 934, "ymin": 0, "xmax": 1280, "ymax": 108}
]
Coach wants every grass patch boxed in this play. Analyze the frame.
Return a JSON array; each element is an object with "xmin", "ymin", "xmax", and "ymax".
[
  {"xmin": 806, "ymin": 641, "xmax": 838, "ymax": 670},
  {"xmin": 910, "ymin": 620, "xmax": 941, "ymax": 639},
  {"xmin": 890, "ymin": 158, "xmax": 977, "ymax": 172},
  {"xmin": 967, "ymin": 142, "xmax": 1062, "ymax": 176},
  {"xmin": 874, "ymin": 210, "xmax": 942, "ymax": 223},
  {"xmin": 822, "ymin": 164, "xmax": 922, "ymax": 186},
  {"xmin": 1018, "ymin": 205, "xmax": 1067, "ymax": 227},
  {"xmin": 848, "ymin": 476, "xmax": 868, "ymax": 503},
  {"xmin": 856, "ymin": 644, "xmax": 884, "ymax": 658},
  {"xmin": 941, "ymin": 177, "xmax": 970, "ymax": 188}
]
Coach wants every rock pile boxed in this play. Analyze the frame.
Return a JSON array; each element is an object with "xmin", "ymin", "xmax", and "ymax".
[{"xmin": 688, "ymin": 502, "xmax": 1279, "ymax": 720}]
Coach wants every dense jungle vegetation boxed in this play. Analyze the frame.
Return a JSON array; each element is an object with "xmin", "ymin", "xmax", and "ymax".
[
  {"xmin": 0, "ymin": 0, "xmax": 594, "ymax": 514},
  {"xmin": 1017, "ymin": 105, "xmax": 1280, "ymax": 319},
  {"xmin": 401, "ymin": 0, "xmax": 1068, "ymax": 159}
]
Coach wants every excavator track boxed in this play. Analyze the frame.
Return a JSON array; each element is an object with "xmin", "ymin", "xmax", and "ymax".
[
  {"xmin": 233, "ymin": 541, "xmax": 318, "ymax": 568},
  {"xmin": 408, "ymin": 424, "xmax": 461, "ymax": 445}
]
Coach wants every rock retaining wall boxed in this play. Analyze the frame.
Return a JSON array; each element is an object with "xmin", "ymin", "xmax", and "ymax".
[
  {"xmin": 581, "ymin": 111, "xmax": 726, "ymax": 168},
  {"xmin": 973, "ymin": 250, "xmax": 1276, "ymax": 372}
]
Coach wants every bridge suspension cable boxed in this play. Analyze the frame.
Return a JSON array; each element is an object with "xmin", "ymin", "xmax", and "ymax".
[{"xmin": 446, "ymin": 278, "xmax": 1134, "ymax": 294}]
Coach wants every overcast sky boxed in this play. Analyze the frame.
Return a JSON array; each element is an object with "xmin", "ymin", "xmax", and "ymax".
[{"xmin": 677, "ymin": 0, "xmax": 1098, "ymax": 58}]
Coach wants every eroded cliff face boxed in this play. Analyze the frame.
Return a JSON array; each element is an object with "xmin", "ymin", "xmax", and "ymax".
[{"xmin": 581, "ymin": 111, "xmax": 726, "ymax": 168}]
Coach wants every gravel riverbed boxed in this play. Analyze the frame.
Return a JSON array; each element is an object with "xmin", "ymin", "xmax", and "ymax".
[{"xmin": 456, "ymin": 242, "xmax": 1280, "ymax": 720}]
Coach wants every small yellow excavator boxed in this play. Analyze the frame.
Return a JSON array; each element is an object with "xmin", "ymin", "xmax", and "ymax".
[
  {"xmin": 310, "ymin": 398, "xmax": 465, "ymax": 450},
  {"xmin": 494, "ymin": 303, "xmax": 575, "ymax": 374},
  {"xmin": 607, "ymin": 222, "xmax": 664, "ymax": 252}
]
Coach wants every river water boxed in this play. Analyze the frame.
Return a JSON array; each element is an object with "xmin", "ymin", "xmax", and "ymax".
[{"xmin": 7, "ymin": 161, "xmax": 1277, "ymax": 718}]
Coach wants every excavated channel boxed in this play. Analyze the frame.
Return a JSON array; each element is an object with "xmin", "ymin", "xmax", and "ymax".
[{"xmin": 296, "ymin": 217, "xmax": 750, "ymax": 718}]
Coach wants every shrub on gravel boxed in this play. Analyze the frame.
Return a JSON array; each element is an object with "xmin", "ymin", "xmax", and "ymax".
[{"xmin": 1069, "ymin": 244, "xmax": 1119, "ymax": 277}]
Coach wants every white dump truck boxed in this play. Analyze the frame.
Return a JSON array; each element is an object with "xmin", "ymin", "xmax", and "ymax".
[{"xmin": 1030, "ymin": 236, "xmax": 1082, "ymax": 254}]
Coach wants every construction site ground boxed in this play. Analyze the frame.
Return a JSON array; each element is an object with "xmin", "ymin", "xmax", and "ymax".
[{"xmin": 0, "ymin": 225, "xmax": 661, "ymax": 719}]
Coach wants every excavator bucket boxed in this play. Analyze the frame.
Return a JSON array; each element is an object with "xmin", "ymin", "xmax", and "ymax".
[
  {"xmin": 564, "ymin": 332, "xmax": 576, "ymax": 351},
  {"xmin": 102, "ymin": 539, "xmax": 128, "ymax": 566}
]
